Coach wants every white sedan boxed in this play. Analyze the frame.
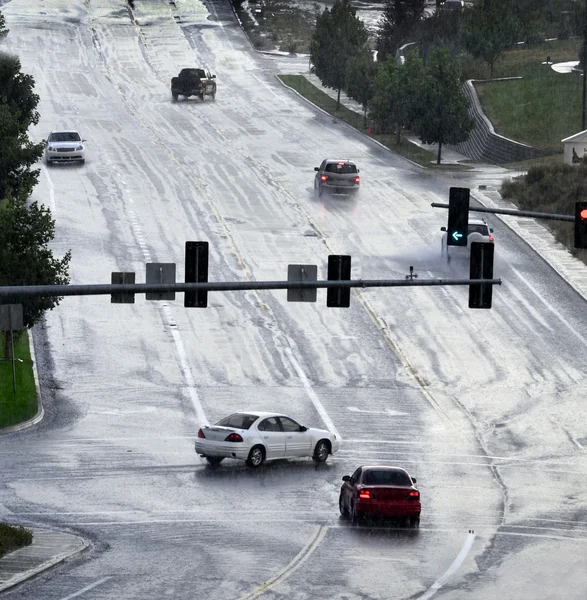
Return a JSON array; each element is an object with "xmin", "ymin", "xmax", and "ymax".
[
  {"xmin": 45, "ymin": 130, "xmax": 85, "ymax": 165},
  {"xmin": 195, "ymin": 411, "xmax": 340, "ymax": 468}
]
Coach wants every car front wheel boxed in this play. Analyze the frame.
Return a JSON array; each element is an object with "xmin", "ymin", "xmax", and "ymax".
[
  {"xmin": 339, "ymin": 495, "xmax": 349, "ymax": 518},
  {"xmin": 246, "ymin": 446, "xmax": 265, "ymax": 468},
  {"xmin": 313, "ymin": 440, "xmax": 330, "ymax": 463}
]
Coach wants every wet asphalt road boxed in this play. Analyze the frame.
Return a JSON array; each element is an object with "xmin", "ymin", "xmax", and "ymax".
[{"xmin": 1, "ymin": 0, "xmax": 587, "ymax": 598}]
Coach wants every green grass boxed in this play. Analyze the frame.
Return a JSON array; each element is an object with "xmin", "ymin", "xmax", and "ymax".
[
  {"xmin": 0, "ymin": 331, "xmax": 38, "ymax": 429},
  {"xmin": 0, "ymin": 523, "xmax": 33, "ymax": 558},
  {"xmin": 278, "ymin": 74, "xmax": 471, "ymax": 168},
  {"xmin": 475, "ymin": 39, "xmax": 582, "ymax": 153},
  {"xmin": 503, "ymin": 153, "xmax": 565, "ymax": 170}
]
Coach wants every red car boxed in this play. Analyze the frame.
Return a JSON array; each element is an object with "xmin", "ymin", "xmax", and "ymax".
[{"xmin": 339, "ymin": 466, "xmax": 421, "ymax": 526}]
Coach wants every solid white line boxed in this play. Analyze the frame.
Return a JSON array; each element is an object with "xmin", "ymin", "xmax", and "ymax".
[
  {"xmin": 43, "ymin": 166, "xmax": 56, "ymax": 213},
  {"xmin": 252, "ymin": 73, "xmax": 279, "ymax": 97},
  {"xmin": 58, "ymin": 577, "xmax": 111, "ymax": 600},
  {"xmin": 511, "ymin": 266, "xmax": 587, "ymax": 348},
  {"xmin": 283, "ymin": 347, "xmax": 340, "ymax": 439},
  {"xmin": 418, "ymin": 531, "xmax": 476, "ymax": 600}
]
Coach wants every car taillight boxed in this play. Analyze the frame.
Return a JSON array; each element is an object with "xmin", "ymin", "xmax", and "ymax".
[
  {"xmin": 320, "ymin": 175, "xmax": 330, "ymax": 181},
  {"xmin": 359, "ymin": 489, "xmax": 372, "ymax": 499},
  {"xmin": 489, "ymin": 235, "xmax": 494, "ymax": 242},
  {"xmin": 353, "ymin": 176, "xmax": 360, "ymax": 183},
  {"xmin": 408, "ymin": 490, "xmax": 420, "ymax": 499},
  {"xmin": 225, "ymin": 433, "xmax": 243, "ymax": 442},
  {"xmin": 197, "ymin": 428, "xmax": 206, "ymax": 439}
]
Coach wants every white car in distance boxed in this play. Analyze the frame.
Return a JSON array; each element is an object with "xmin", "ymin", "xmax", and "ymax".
[
  {"xmin": 45, "ymin": 130, "xmax": 85, "ymax": 165},
  {"xmin": 441, "ymin": 217, "xmax": 494, "ymax": 259},
  {"xmin": 195, "ymin": 411, "xmax": 340, "ymax": 468}
]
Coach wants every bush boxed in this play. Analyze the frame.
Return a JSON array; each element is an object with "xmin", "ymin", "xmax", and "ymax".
[
  {"xmin": 0, "ymin": 523, "xmax": 33, "ymax": 558},
  {"xmin": 501, "ymin": 162, "xmax": 587, "ymax": 261}
]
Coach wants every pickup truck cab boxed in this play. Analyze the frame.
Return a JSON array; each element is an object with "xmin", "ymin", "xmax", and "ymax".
[{"xmin": 171, "ymin": 68, "xmax": 217, "ymax": 102}]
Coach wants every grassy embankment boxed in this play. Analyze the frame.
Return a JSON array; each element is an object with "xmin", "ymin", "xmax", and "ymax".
[
  {"xmin": 0, "ymin": 331, "xmax": 37, "ymax": 429},
  {"xmin": 0, "ymin": 523, "xmax": 33, "ymax": 559}
]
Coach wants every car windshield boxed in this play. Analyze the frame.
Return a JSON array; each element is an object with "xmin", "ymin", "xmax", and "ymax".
[
  {"xmin": 215, "ymin": 413, "xmax": 258, "ymax": 430},
  {"xmin": 363, "ymin": 470, "xmax": 412, "ymax": 486},
  {"xmin": 48, "ymin": 132, "xmax": 81, "ymax": 142},
  {"xmin": 325, "ymin": 162, "xmax": 357, "ymax": 174},
  {"xmin": 469, "ymin": 224, "xmax": 489, "ymax": 235}
]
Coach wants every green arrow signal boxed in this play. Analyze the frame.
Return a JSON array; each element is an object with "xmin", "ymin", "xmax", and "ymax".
[{"xmin": 452, "ymin": 232, "xmax": 463, "ymax": 241}]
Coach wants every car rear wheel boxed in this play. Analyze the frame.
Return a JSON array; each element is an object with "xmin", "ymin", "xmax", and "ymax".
[
  {"xmin": 172, "ymin": 92, "xmax": 178, "ymax": 102},
  {"xmin": 205, "ymin": 456, "xmax": 224, "ymax": 466},
  {"xmin": 409, "ymin": 516, "xmax": 420, "ymax": 528},
  {"xmin": 246, "ymin": 446, "xmax": 265, "ymax": 468},
  {"xmin": 339, "ymin": 495, "xmax": 349, "ymax": 518},
  {"xmin": 351, "ymin": 504, "xmax": 360, "ymax": 526},
  {"xmin": 313, "ymin": 440, "xmax": 330, "ymax": 463}
]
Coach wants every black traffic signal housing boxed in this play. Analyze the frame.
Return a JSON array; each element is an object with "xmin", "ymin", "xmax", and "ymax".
[
  {"xmin": 574, "ymin": 202, "xmax": 587, "ymax": 249},
  {"xmin": 447, "ymin": 187, "xmax": 469, "ymax": 247},
  {"xmin": 327, "ymin": 255, "xmax": 351, "ymax": 308},
  {"xmin": 469, "ymin": 242, "xmax": 494, "ymax": 309},
  {"xmin": 185, "ymin": 241, "xmax": 209, "ymax": 308}
]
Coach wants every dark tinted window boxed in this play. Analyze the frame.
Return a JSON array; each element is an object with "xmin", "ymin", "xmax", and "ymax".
[
  {"xmin": 350, "ymin": 467, "xmax": 362, "ymax": 484},
  {"xmin": 258, "ymin": 417, "xmax": 281, "ymax": 432},
  {"xmin": 278, "ymin": 417, "xmax": 301, "ymax": 432},
  {"xmin": 468, "ymin": 224, "xmax": 489, "ymax": 235},
  {"xmin": 363, "ymin": 469, "xmax": 412, "ymax": 486},
  {"xmin": 49, "ymin": 132, "xmax": 81, "ymax": 142},
  {"xmin": 216, "ymin": 413, "xmax": 257, "ymax": 430},
  {"xmin": 325, "ymin": 162, "xmax": 357, "ymax": 174}
]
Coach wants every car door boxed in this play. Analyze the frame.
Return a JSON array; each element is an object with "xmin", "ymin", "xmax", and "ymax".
[
  {"xmin": 315, "ymin": 160, "xmax": 326, "ymax": 186},
  {"xmin": 256, "ymin": 417, "xmax": 286, "ymax": 460},
  {"xmin": 342, "ymin": 467, "xmax": 362, "ymax": 509},
  {"xmin": 279, "ymin": 417, "xmax": 313, "ymax": 457}
]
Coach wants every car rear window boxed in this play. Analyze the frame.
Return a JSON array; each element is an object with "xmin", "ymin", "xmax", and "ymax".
[
  {"xmin": 325, "ymin": 162, "xmax": 357, "ymax": 174},
  {"xmin": 363, "ymin": 469, "xmax": 412, "ymax": 486},
  {"xmin": 468, "ymin": 224, "xmax": 489, "ymax": 235},
  {"xmin": 216, "ymin": 413, "xmax": 257, "ymax": 430}
]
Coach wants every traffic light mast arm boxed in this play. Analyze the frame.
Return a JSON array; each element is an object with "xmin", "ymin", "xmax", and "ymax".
[
  {"xmin": 0, "ymin": 278, "xmax": 502, "ymax": 299},
  {"xmin": 431, "ymin": 202, "xmax": 575, "ymax": 222}
]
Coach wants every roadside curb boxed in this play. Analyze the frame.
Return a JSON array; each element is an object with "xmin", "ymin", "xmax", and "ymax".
[
  {"xmin": 0, "ymin": 330, "xmax": 44, "ymax": 435},
  {"xmin": 274, "ymin": 76, "xmax": 424, "ymax": 170},
  {"xmin": 472, "ymin": 188, "xmax": 587, "ymax": 303},
  {"xmin": 0, "ymin": 530, "xmax": 90, "ymax": 593}
]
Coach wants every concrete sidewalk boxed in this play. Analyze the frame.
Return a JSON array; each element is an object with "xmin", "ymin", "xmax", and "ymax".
[{"xmin": 0, "ymin": 528, "xmax": 89, "ymax": 593}]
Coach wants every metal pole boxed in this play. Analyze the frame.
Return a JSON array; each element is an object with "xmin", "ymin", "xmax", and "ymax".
[
  {"xmin": 10, "ymin": 330, "xmax": 16, "ymax": 393},
  {"xmin": 431, "ymin": 202, "xmax": 575, "ymax": 222},
  {"xmin": 0, "ymin": 278, "xmax": 503, "ymax": 299}
]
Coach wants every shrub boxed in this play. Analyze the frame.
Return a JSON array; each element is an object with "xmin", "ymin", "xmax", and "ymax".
[{"xmin": 0, "ymin": 523, "xmax": 33, "ymax": 558}]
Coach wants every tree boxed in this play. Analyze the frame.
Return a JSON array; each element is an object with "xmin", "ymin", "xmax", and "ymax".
[
  {"xmin": 0, "ymin": 53, "xmax": 45, "ymax": 202},
  {"xmin": 369, "ymin": 52, "xmax": 427, "ymax": 143},
  {"xmin": 310, "ymin": 0, "xmax": 369, "ymax": 109},
  {"xmin": 460, "ymin": 0, "xmax": 518, "ymax": 75},
  {"xmin": 344, "ymin": 49, "xmax": 377, "ymax": 126},
  {"xmin": 377, "ymin": 0, "xmax": 425, "ymax": 62},
  {"xmin": 0, "ymin": 10, "xmax": 8, "ymax": 41},
  {"xmin": 411, "ymin": 46, "xmax": 474, "ymax": 164},
  {"xmin": 0, "ymin": 198, "xmax": 71, "ymax": 356}
]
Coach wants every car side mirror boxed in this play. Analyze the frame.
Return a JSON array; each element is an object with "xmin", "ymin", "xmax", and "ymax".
[
  {"xmin": 342, "ymin": 475, "xmax": 351, "ymax": 482},
  {"xmin": 490, "ymin": 228, "xmax": 494, "ymax": 233},
  {"xmin": 299, "ymin": 425, "xmax": 308, "ymax": 432},
  {"xmin": 314, "ymin": 167, "xmax": 319, "ymax": 171},
  {"xmin": 82, "ymin": 139, "xmax": 86, "ymax": 142},
  {"xmin": 357, "ymin": 168, "xmax": 360, "ymax": 173},
  {"xmin": 212, "ymin": 74, "xmax": 216, "ymax": 78},
  {"xmin": 440, "ymin": 227, "xmax": 446, "ymax": 232},
  {"xmin": 411, "ymin": 477, "xmax": 417, "ymax": 484}
]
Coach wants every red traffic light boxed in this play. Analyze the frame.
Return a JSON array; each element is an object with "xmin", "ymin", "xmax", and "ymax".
[{"xmin": 581, "ymin": 209, "xmax": 587, "ymax": 220}]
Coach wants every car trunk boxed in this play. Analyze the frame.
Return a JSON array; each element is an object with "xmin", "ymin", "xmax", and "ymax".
[{"xmin": 201, "ymin": 426, "xmax": 241, "ymax": 442}]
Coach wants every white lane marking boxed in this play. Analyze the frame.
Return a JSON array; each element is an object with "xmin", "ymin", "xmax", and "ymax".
[
  {"xmin": 573, "ymin": 438, "xmax": 584, "ymax": 450},
  {"xmin": 418, "ymin": 531, "xmax": 476, "ymax": 600},
  {"xmin": 237, "ymin": 526, "xmax": 328, "ymax": 600},
  {"xmin": 58, "ymin": 577, "xmax": 111, "ymax": 600},
  {"xmin": 252, "ymin": 73, "xmax": 279, "ymax": 97},
  {"xmin": 511, "ymin": 266, "xmax": 587, "ymax": 349},
  {"xmin": 283, "ymin": 347, "xmax": 340, "ymax": 439},
  {"xmin": 43, "ymin": 166, "xmax": 56, "ymax": 213},
  {"xmin": 347, "ymin": 406, "xmax": 409, "ymax": 416}
]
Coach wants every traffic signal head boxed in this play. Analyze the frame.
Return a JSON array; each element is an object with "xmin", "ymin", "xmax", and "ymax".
[
  {"xmin": 469, "ymin": 241, "xmax": 494, "ymax": 309},
  {"xmin": 575, "ymin": 202, "xmax": 587, "ymax": 249},
  {"xmin": 185, "ymin": 241, "xmax": 209, "ymax": 308},
  {"xmin": 447, "ymin": 187, "xmax": 469, "ymax": 247},
  {"xmin": 327, "ymin": 255, "xmax": 351, "ymax": 308}
]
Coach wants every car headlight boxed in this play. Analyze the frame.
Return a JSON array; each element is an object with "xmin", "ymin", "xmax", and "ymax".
[
  {"xmin": 75, "ymin": 145, "xmax": 83, "ymax": 151},
  {"xmin": 48, "ymin": 146, "xmax": 55, "ymax": 151}
]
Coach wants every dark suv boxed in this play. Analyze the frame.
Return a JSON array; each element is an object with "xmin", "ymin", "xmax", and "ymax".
[{"xmin": 314, "ymin": 159, "xmax": 360, "ymax": 196}]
